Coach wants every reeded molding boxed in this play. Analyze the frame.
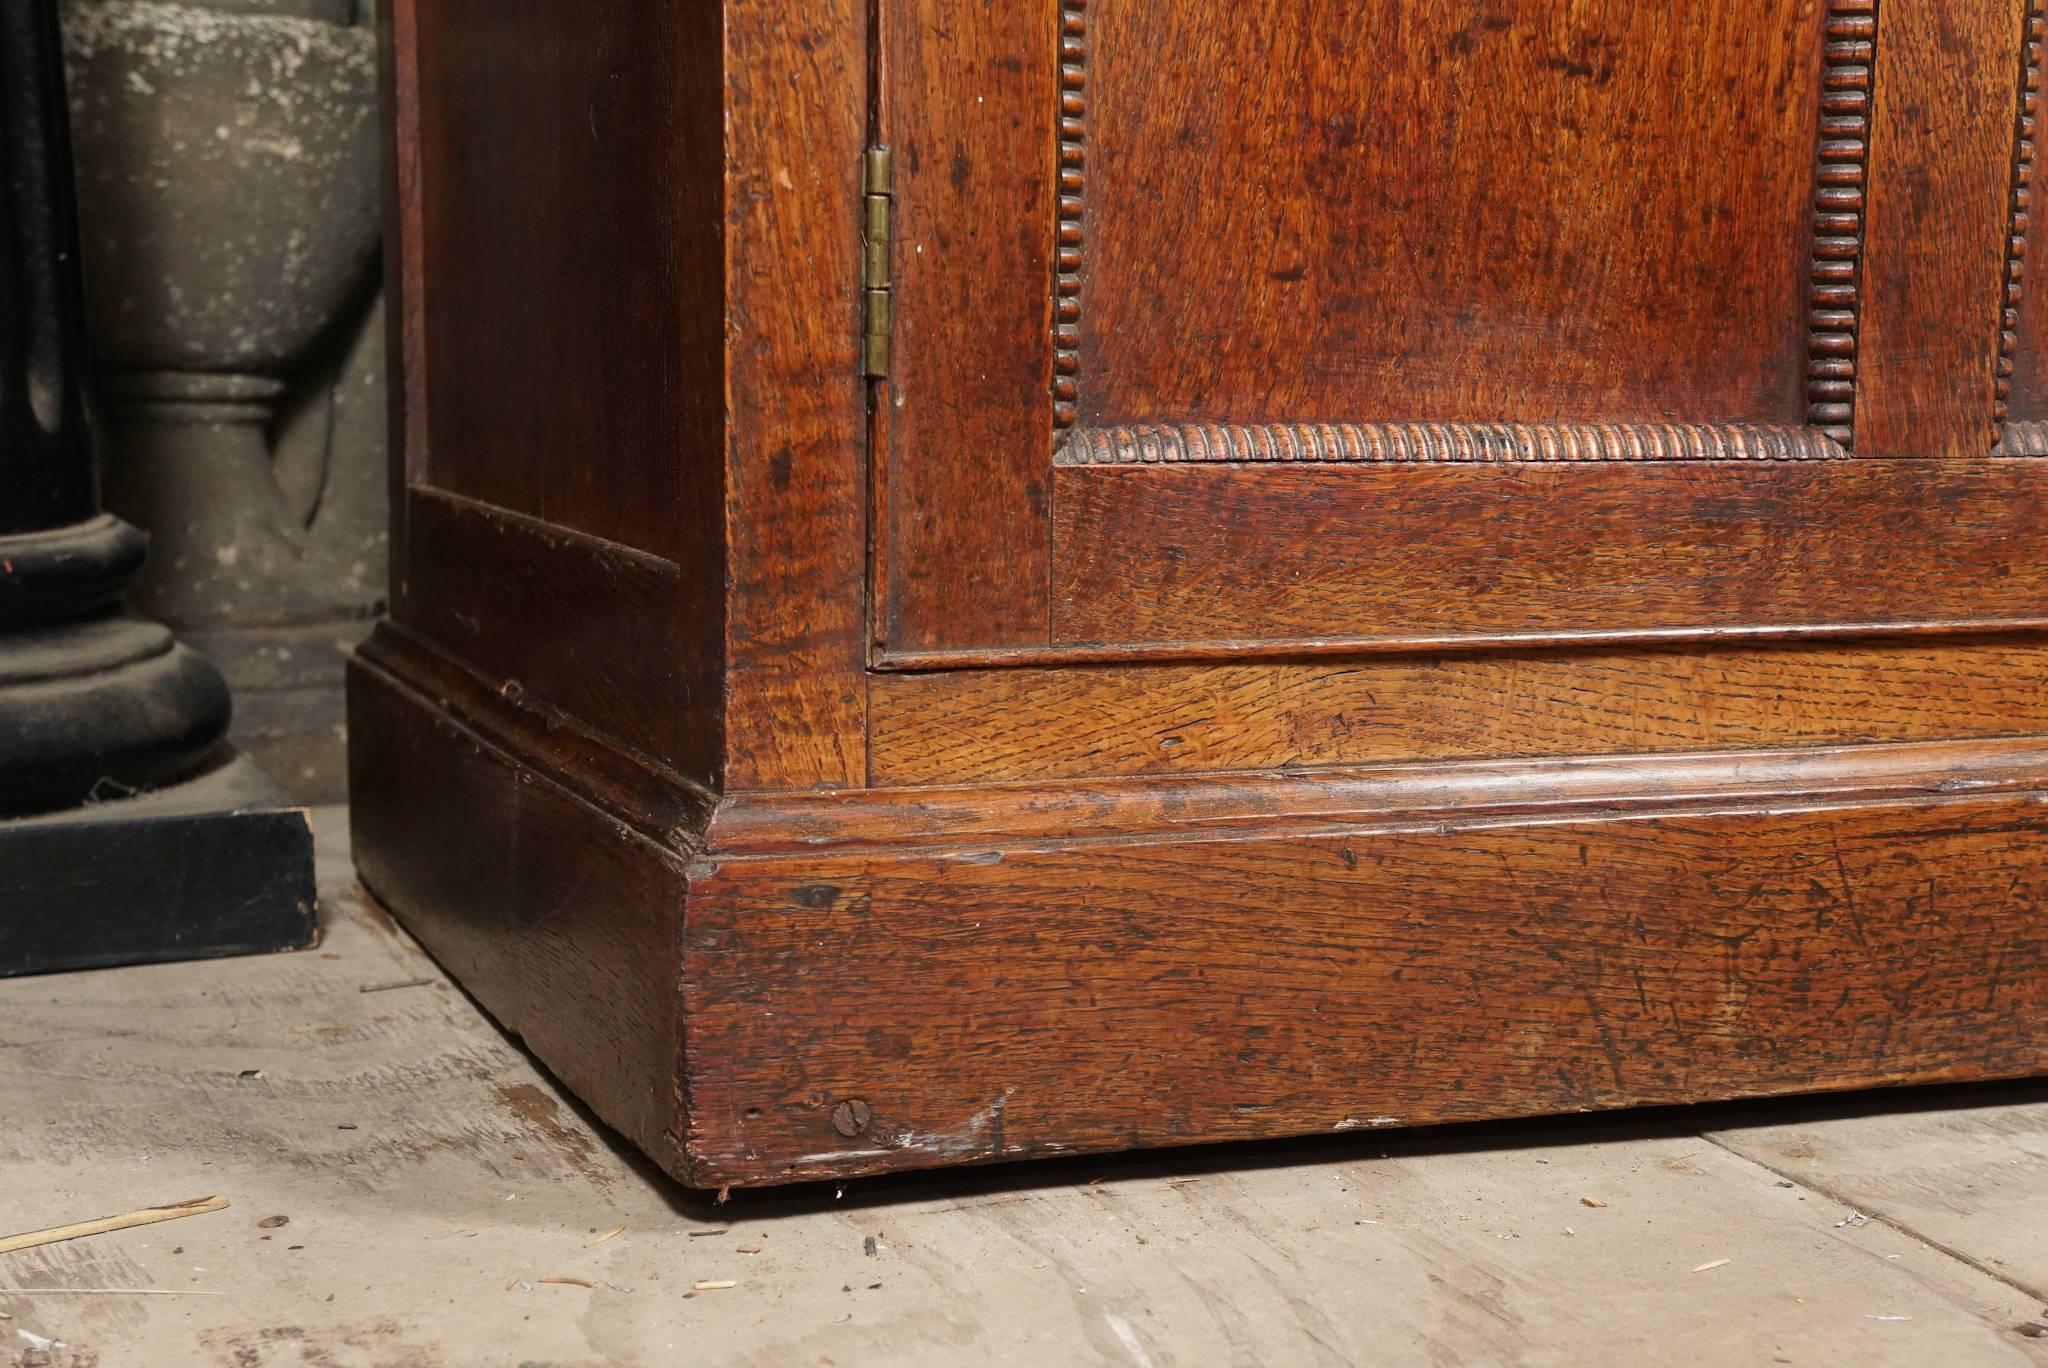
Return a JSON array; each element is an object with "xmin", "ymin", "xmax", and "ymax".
[
  {"xmin": 1807, "ymin": 0, "xmax": 1875, "ymax": 448},
  {"xmin": 1999, "ymin": 1, "xmax": 2046, "ymax": 455},
  {"xmin": 1051, "ymin": 0, "xmax": 1086, "ymax": 430},
  {"xmin": 1056, "ymin": 421, "xmax": 1850, "ymax": 466},
  {"xmin": 1055, "ymin": 3, "xmax": 1868, "ymax": 459}
]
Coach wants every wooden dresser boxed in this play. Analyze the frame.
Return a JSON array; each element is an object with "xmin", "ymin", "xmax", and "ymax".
[{"xmin": 352, "ymin": 0, "xmax": 2048, "ymax": 1190}]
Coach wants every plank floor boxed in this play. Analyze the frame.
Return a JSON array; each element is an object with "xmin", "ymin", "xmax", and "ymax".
[{"xmin": 6, "ymin": 809, "xmax": 2048, "ymax": 1366}]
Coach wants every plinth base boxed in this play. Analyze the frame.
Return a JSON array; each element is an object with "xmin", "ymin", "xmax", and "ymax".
[{"xmin": 0, "ymin": 752, "xmax": 316, "ymax": 976}]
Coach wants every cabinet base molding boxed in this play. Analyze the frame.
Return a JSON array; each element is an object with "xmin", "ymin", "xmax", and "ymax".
[{"xmin": 348, "ymin": 629, "xmax": 2048, "ymax": 1189}]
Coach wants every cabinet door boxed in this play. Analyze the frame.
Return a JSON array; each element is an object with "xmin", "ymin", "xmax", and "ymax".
[{"xmin": 876, "ymin": 0, "xmax": 2048, "ymax": 662}]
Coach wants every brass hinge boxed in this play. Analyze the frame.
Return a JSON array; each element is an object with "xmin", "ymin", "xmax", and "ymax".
[{"xmin": 862, "ymin": 145, "xmax": 893, "ymax": 377}]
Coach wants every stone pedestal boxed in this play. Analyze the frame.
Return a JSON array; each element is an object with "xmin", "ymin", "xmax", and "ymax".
[
  {"xmin": 0, "ymin": 0, "xmax": 313, "ymax": 976},
  {"xmin": 61, "ymin": 0, "xmax": 387, "ymax": 798}
]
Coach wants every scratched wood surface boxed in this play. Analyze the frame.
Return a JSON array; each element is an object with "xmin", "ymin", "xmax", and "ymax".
[
  {"xmin": 686, "ymin": 787, "xmax": 2048, "ymax": 1185},
  {"xmin": 6, "ymin": 810, "xmax": 2048, "ymax": 1367},
  {"xmin": 869, "ymin": 638, "xmax": 2048, "ymax": 785},
  {"xmin": 719, "ymin": 0, "xmax": 872, "ymax": 790},
  {"xmin": 1051, "ymin": 461, "xmax": 2048, "ymax": 649},
  {"xmin": 361, "ymin": 0, "xmax": 2048, "ymax": 1212}
]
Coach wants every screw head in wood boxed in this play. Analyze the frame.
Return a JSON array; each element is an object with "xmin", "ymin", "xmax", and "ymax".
[{"xmin": 831, "ymin": 1098, "xmax": 872, "ymax": 1137}]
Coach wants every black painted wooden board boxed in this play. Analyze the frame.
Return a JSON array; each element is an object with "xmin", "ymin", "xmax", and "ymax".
[{"xmin": 0, "ymin": 754, "xmax": 316, "ymax": 976}]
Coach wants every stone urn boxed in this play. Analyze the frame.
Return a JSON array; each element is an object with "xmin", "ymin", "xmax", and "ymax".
[{"xmin": 59, "ymin": 0, "xmax": 380, "ymax": 628}]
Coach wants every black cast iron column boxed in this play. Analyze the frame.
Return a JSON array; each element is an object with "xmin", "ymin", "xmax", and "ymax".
[{"xmin": 0, "ymin": 0, "xmax": 231, "ymax": 815}]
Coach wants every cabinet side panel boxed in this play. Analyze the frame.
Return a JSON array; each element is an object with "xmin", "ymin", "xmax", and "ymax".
[
  {"xmin": 409, "ymin": 0, "xmax": 712, "ymax": 557},
  {"xmin": 387, "ymin": 0, "xmax": 724, "ymax": 777},
  {"xmin": 350, "ymin": 654, "xmax": 691, "ymax": 1180}
]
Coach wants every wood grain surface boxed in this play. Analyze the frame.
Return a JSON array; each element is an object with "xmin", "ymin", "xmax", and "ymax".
[
  {"xmin": 1078, "ymin": 0, "xmax": 1823, "ymax": 428},
  {"xmin": 717, "ymin": 737, "xmax": 2048, "ymax": 855},
  {"xmin": 349, "ymin": 650, "xmax": 692, "ymax": 1177},
  {"xmin": 721, "ymin": 0, "xmax": 871, "ymax": 789},
  {"xmin": 876, "ymin": 0, "xmax": 1056, "ymax": 651},
  {"xmin": 407, "ymin": 0, "xmax": 706, "ymax": 558},
  {"xmin": 685, "ymin": 784, "xmax": 2048, "ymax": 1184},
  {"xmin": 356, "ymin": 623, "xmax": 713, "ymax": 848},
  {"xmin": 1857, "ymin": 0, "xmax": 2027, "ymax": 457},
  {"xmin": 1053, "ymin": 461, "xmax": 2048, "ymax": 648},
  {"xmin": 400, "ymin": 489, "xmax": 700, "ymax": 780},
  {"xmin": 870, "ymin": 639, "xmax": 2048, "ymax": 785}
]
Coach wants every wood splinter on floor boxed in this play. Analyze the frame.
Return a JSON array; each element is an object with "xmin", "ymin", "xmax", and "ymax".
[
  {"xmin": 538, "ymin": 1277, "xmax": 596, "ymax": 1289},
  {"xmin": 693, "ymin": 1280, "xmax": 737, "ymax": 1291},
  {"xmin": 358, "ymin": 978, "xmax": 435, "ymax": 994},
  {"xmin": 0, "ymin": 1195, "xmax": 230, "ymax": 1255},
  {"xmin": 583, "ymin": 1225, "xmax": 626, "ymax": 1248},
  {"xmin": 0, "ymin": 1288, "xmax": 226, "ymax": 1297},
  {"xmin": 1693, "ymin": 1259, "xmax": 1732, "ymax": 1273}
]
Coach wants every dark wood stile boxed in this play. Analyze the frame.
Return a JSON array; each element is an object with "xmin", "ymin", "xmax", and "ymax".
[
  {"xmin": 876, "ymin": 0, "xmax": 1056, "ymax": 652},
  {"xmin": 722, "ymin": 0, "xmax": 871, "ymax": 790}
]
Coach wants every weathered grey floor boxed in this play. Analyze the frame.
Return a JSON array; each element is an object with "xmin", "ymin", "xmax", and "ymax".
[{"xmin": 7, "ymin": 809, "xmax": 2048, "ymax": 1366}]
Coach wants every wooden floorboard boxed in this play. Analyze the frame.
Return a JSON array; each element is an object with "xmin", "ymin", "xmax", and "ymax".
[
  {"xmin": 1710, "ymin": 1098, "xmax": 2048, "ymax": 1304},
  {"xmin": 2, "ymin": 809, "xmax": 2047, "ymax": 1365}
]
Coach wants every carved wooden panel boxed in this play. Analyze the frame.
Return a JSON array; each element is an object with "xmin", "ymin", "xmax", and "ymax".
[
  {"xmin": 1059, "ymin": 421, "xmax": 1846, "ymax": 466},
  {"xmin": 879, "ymin": 0, "xmax": 2039, "ymax": 656},
  {"xmin": 1055, "ymin": 0, "xmax": 1854, "ymax": 463}
]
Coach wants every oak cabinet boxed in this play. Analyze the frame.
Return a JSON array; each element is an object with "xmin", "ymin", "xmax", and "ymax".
[{"xmin": 352, "ymin": 0, "xmax": 2048, "ymax": 1189}]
